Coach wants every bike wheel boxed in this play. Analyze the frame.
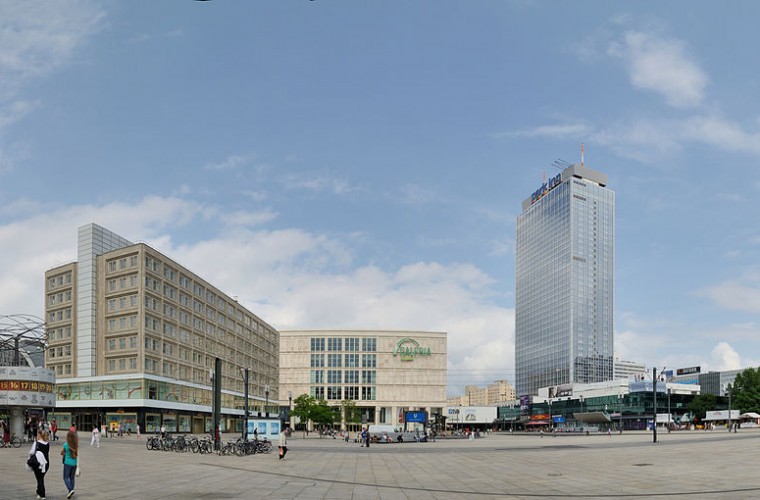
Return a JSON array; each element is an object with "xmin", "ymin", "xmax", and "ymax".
[{"xmin": 11, "ymin": 436, "xmax": 22, "ymax": 448}]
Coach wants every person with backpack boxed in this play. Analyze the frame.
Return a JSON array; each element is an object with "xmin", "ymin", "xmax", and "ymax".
[{"xmin": 27, "ymin": 429, "xmax": 50, "ymax": 499}]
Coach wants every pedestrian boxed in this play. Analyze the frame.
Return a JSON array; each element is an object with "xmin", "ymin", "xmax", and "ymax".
[
  {"xmin": 360, "ymin": 428, "xmax": 366, "ymax": 447},
  {"xmin": 136, "ymin": 424, "xmax": 141, "ymax": 439},
  {"xmin": 51, "ymin": 419, "xmax": 58, "ymax": 442},
  {"xmin": 28, "ymin": 428, "xmax": 50, "ymax": 500},
  {"xmin": 160, "ymin": 424, "xmax": 166, "ymax": 438},
  {"xmin": 61, "ymin": 429, "xmax": 79, "ymax": 498},
  {"xmin": 365, "ymin": 428, "xmax": 371, "ymax": 448},
  {"xmin": 90, "ymin": 425, "xmax": 100, "ymax": 448},
  {"xmin": 278, "ymin": 427, "xmax": 288, "ymax": 460}
]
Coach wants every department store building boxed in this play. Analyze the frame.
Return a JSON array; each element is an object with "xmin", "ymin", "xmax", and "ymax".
[{"xmin": 279, "ymin": 330, "xmax": 447, "ymax": 430}]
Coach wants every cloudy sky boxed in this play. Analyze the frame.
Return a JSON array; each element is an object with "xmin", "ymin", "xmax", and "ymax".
[{"xmin": 2, "ymin": 1, "xmax": 759, "ymax": 396}]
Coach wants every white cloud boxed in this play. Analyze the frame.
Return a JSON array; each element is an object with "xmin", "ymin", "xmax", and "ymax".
[
  {"xmin": 608, "ymin": 30, "xmax": 708, "ymax": 108},
  {"xmin": 696, "ymin": 281, "xmax": 760, "ymax": 314},
  {"xmin": 492, "ymin": 122, "xmax": 592, "ymax": 141},
  {"xmin": 710, "ymin": 342, "xmax": 742, "ymax": 371},
  {"xmin": 203, "ymin": 154, "xmax": 252, "ymax": 171},
  {"xmin": 280, "ymin": 172, "xmax": 360, "ymax": 195}
]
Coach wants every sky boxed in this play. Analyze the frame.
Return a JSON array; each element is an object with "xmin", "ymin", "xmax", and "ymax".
[{"xmin": 2, "ymin": 1, "xmax": 760, "ymax": 396}]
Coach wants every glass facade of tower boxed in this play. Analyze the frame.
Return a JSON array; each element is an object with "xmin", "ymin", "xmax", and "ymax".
[{"xmin": 515, "ymin": 165, "xmax": 614, "ymax": 396}]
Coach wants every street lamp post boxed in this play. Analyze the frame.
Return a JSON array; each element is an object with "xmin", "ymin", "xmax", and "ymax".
[
  {"xmin": 667, "ymin": 388, "xmax": 672, "ymax": 434},
  {"xmin": 265, "ymin": 385, "xmax": 270, "ymax": 418},
  {"xmin": 578, "ymin": 396, "xmax": 584, "ymax": 431},
  {"xmin": 727, "ymin": 384, "xmax": 732, "ymax": 433},
  {"xmin": 288, "ymin": 391, "xmax": 293, "ymax": 429},
  {"xmin": 239, "ymin": 368, "xmax": 249, "ymax": 441},
  {"xmin": 618, "ymin": 392, "xmax": 624, "ymax": 433},
  {"xmin": 545, "ymin": 399, "xmax": 553, "ymax": 433}
]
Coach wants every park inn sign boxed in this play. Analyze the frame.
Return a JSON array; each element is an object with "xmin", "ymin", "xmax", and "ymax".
[{"xmin": 393, "ymin": 337, "xmax": 432, "ymax": 361}]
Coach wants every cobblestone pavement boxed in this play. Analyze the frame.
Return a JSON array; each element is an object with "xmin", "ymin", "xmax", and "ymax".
[{"xmin": 2, "ymin": 429, "xmax": 760, "ymax": 499}]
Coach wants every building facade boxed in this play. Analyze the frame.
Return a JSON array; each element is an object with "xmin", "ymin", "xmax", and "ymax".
[
  {"xmin": 46, "ymin": 223, "xmax": 279, "ymax": 434},
  {"xmin": 515, "ymin": 164, "xmax": 615, "ymax": 396},
  {"xmin": 614, "ymin": 358, "xmax": 647, "ymax": 381},
  {"xmin": 279, "ymin": 330, "xmax": 446, "ymax": 430}
]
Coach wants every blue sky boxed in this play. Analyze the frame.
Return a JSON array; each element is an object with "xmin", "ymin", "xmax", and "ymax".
[{"xmin": 2, "ymin": 1, "xmax": 760, "ymax": 396}]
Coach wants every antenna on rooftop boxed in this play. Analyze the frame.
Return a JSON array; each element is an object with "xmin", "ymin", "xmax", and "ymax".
[
  {"xmin": 552, "ymin": 159, "xmax": 571, "ymax": 171},
  {"xmin": 581, "ymin": 143, "xmax": 585, "ymax": 167}
]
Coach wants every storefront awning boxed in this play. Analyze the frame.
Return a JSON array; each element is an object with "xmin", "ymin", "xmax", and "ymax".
[{"xmin": 574, "ymin": 412, "xmax": 611, "ymax": 424}]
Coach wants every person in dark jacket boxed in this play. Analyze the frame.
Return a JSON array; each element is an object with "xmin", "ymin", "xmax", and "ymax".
[{"xmin": 28, "ymin": 429, "xmax": 50, "ymax": 499}]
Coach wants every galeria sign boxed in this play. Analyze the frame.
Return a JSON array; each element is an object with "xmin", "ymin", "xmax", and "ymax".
[{"xmin": 393, "ymin": 337, "xmax": 431, "ymax": 361}]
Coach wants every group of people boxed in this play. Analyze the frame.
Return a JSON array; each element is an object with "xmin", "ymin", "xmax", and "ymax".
[{"xmin": 26, "ymin": 427, "xmax": 79, "ymax": 500}]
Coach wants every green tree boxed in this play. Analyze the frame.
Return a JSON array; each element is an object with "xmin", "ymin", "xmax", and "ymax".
[
  {"xmin": 730, "ymin": 367, "xmax": 760, "ymax": 414},
  {"xmin": 291, "ymin": 394, "xmax": 316, "ymax": 437},
  {"xmin": 342, "ymin": 399, "xmax": 361, "ymax": 429},
  {"xmin": 687, "ymin": 393, "xmax": 717, "ymax": 423},
  {"xmin": 310, "ymin": 399, "xmax": 336, "ymax": 436}
]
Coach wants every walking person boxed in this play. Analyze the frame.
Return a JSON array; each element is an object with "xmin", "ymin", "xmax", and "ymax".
[
  {"xmin": 61, "ymin": 430, "xmax": 79, "ymax": 498},
  {"xmin": 278, "ymin": 427, "xmax": 288, "ymax": 461},
  {"xmin": 28, "ymin": 429, "xmax": 50, "ymax": 500},
  {"xmin": 90, "ymin": 425, "xmax": 100, "ymax": 448},
  {"xmin": 136, "ymin": 424, "xmax": 141, "ymax": 439},
  {"xmin": 51, "ymin": 419, "xmax": 58, "ymax": 442}
]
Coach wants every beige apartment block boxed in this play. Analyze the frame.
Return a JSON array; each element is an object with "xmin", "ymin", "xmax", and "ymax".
[
  {"xmin": 46, "ymin": 223, "xmax": 278, "ymax": 435},
  {"xmin": 280, "ymin": 329, "xmax": 446, "ymax": 431}
]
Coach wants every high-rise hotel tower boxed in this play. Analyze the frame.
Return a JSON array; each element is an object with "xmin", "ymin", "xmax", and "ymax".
[{"xmin": 515, "ymin": 164, "xmax": 614, "ymax": 396}]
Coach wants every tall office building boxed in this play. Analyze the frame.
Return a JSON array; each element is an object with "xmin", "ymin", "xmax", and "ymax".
[
  {"xmin": 45, "ymin": 223, "xmax": 279, "ymax": 434},
  {"xmin": 515, "ymin": 164, "xmax": 614, "ymax": 396}
]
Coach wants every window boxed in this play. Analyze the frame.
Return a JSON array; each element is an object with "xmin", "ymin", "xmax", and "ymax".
[
  {"xmin": 327, "ymin": 386, "xmax": 342, "ymax": 400},
  {"xmin": 345, "ymin": 337, "xmax": 359, "ymax": 351},
  {"xmin": 361, "ymin": 354, "xmax": 376, "ymax": 368},
  {"xmin": 327, "ymin": 370, "xmax": 342, "ymax": 384},
  {"xmin": 362, "ymin": 338, "xmax": 377, "ymax": 352},
  {"xmin": 345, "ymin": 386, "xmax": 359, "ymax": 400},
  {"xmin": 328, "ymin": 354, "xmax": 342, "ymax": 368},
  {"xmin": 345, "ymin": 354, "xmax": 359, "ymax": 368},
  {"xmin": 310, "ymin": 354, "xmax": 324, "ymax": 368},
  {"xmin": 345, "ymin": 370, "xmax": 359, "ymax": 384},
  {"xmin": 327, "ymin": 337, "xmax": 342, "ymax": 351},
  {"xmin": 310, "ymin": 338, "xmax": 325, "ymax": 352},
  {"xmin": 362, "ymin": 370, "xmax": 376, "ymax": 384},
  {"xmin": 109, "ymin": 339, "xmax": 116, "ymax": 351},
  {"xmin": 361, "ymin": 386, "xmax": 375, "ymax": 401},
  {"xmin": 311, "ymin": 386, "xmax": 325, "ymax": 399},
  {"xmin": 310, "ymin": 370, "xmax": 324, "ymax": 384}
]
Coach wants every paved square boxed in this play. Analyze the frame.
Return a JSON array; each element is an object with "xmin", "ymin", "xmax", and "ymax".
[{"xmin": 2, "ymin": 429, "xmax": 759, "ymax": 499}]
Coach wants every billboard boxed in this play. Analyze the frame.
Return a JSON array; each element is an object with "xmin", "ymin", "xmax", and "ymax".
[
  {"xmin": 447, "ymin": 407, "xmax": 497, "ymax": 424},
  {"xmin": 246, "ymin": 418, "xmax": 281, "ymax": 441}
]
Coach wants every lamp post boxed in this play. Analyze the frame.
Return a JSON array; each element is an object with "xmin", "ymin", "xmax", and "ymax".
[
  {"xmin": 545, "ymin": 399, "xmax": 553, "ymax": 432},
  {"xmin": 618, "ymin": 392, "xmax": 624, "ymax": 433},
  {"xmin": 578, "ymin": 395, "xmax": 584, "ymax": 431},
  {"xmin": 265, "ymin": 385, "xmax": 270, "ymax": 418},
  {"xmin": 667, "ymin": 388, "xmax": 672, "ymax": 434},
  {"xmin": 288, "ymin": 391, "xmax": 293, "ymax": 429},
  {"xmin": 239, "ymin": 368, "xmax": 249, "ymax": 441},
  {"xmin": 727, "ymin": 383, "xmax": 732, "ymax": 433}
]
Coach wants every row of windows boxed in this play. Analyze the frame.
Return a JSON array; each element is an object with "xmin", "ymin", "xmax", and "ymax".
[
  {"xmin": 49, "ymin": 326, "xmax": 72, "ymax": 341},
  {"xmin": 48, "ymin": 345, "xmax": 72, "ymax": 358},
  {"xmin": 48, "ymin": 272, "xmax": 72, "ymax": 289},
  {"xmin": 106, "ymin": 255, "xmax": 139, "ymax": 273},
  {"xmin": 311, "ymin": 337, "xmax": 377, "ymax": 352},
  {"xmin": 310, "ymin": 354, "xmax": 376, "ymax": 368},
  {"xmin": 108, "ymin": 294, "xmax": 139, "ymax": 312},
  {"xmin": 108, "ymin": 336, "xmax": 138, "ymax": 352},
  {"xmin": 51, "ymin": 363, "xmax": 72, "ymax": 376},
  {"xmin": 311, "ymin": 370, "xmax": 376, "ymax": 384},
  {"xmin": 48, "ymin": 308, "xmax": 72, "ymax": 323},
  {"xmin": 310, "ymin": 386, "xmax": 375, "ymax": 401},
  {"xmin": 108, "ymin": 274, "xmax": 139, "ymax": 291},
  {"xmin": 108, "ymin": 315, "xmax": 139, "ymax": 331},
  {"xmin": 48, "ymin": 290, "xmax": 73, "ymax": 306},
  {"xmin": 108, "ymin": 357, "xmax": 138, "ymax": 373}
]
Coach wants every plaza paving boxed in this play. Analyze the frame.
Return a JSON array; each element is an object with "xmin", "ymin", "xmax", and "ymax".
[{"xmin": 2, "ymin": 428, "xmax": 760, "ymax": 499}]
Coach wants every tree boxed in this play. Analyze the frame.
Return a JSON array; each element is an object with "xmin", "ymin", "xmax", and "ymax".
[
  {"xmin": 687, "ymin": 393, "xmax": 717, "ymax": 424},
  {"xmin": 310, "ymin": 399, "xmax": 336, "ymax": 436},
  {"xmin": 341, "ymin": 399, "xmax": 361, "ymax": 430},
  {"xmin": 291, "ymin": 394, "xmax": 316, "ymax": 437},
  {"xmin": 731, "ymin": 367, "xmax": 760, "ymax": 414}
]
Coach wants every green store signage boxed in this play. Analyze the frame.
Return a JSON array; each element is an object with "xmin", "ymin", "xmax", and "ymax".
[{"xmin": 393, "ymin": 337, "xmax": 432, "ymax": 361}]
